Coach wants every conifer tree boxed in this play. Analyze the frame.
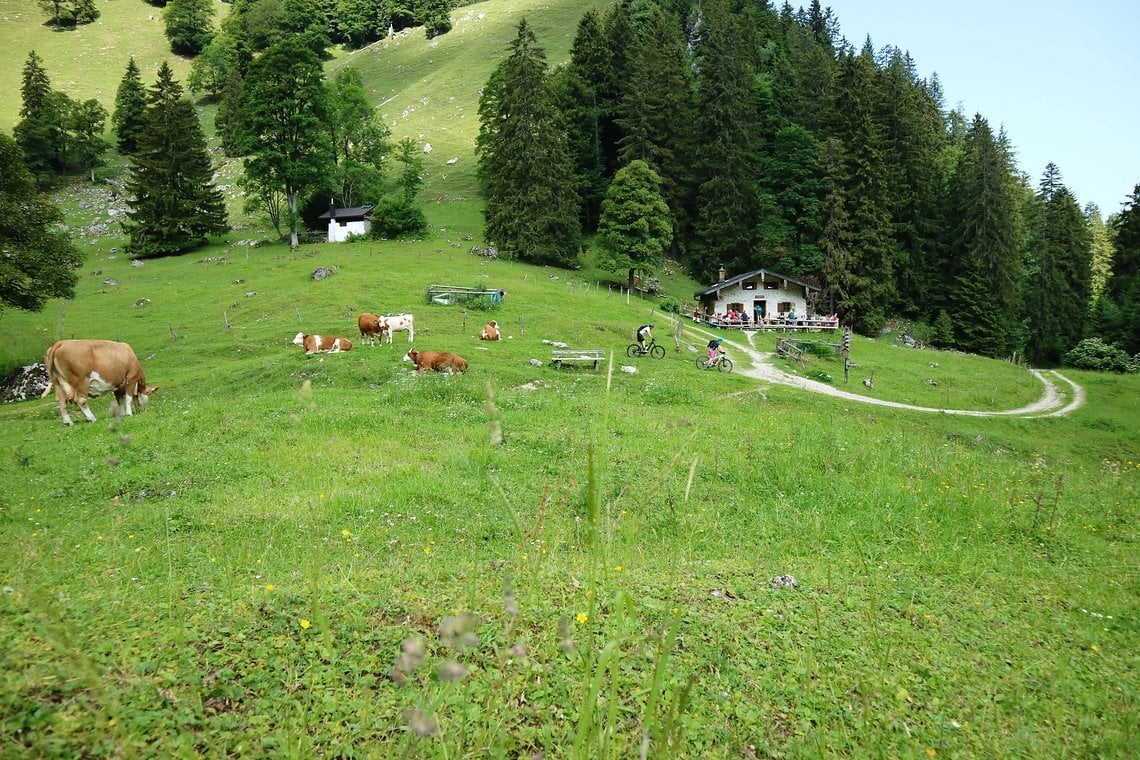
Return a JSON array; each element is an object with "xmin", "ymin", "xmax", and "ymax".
[
  {"xmin": 819, "ymin": 139, "xmax": 857, "ymax": 317},
  {"xmin": 596, "ymin": 160, "xmax": 673, "ymax": 290},
  {"xmin": 616, "ymin": 6, "xmax": 695, "ymax": 255},
  {"xmin": 944, "ymin": 116, "xmax": 1022, "ymax": 356},
  {"xmin": 477, "ymin": 19, "xmax": 580, "ymax": 267},
  {"xmin": 1084, "ymin": 204, "xmax": 1114, "ymax": 302},
  {"xmin": 828, "ymin": 48, "xmax": 894, "ymax": 332},
  {"xmin": 552, "ymin": 7, "xmax": 609, "ymax": 229},
  {"xmin": 14, "ymin": 51, "xmax": 65, "ymax": 179},
  {"xmin": 1022, "ymin": 164, "xmax": 1092, "ymax": 364},
  {"xmin": 599, "ymin": 3, "xmax": 637, "ymax": 177},
  {"xmin": 124, "ymin": 62, "xmax": 228, "ymax": 257},
  {"xmin": 1101, "ymin": 185, "xmax": 1140, "ymax": 354},
  {"xmin": 690, "ymin": 0, "xmax": 760, "ymax": 280},
  {"xmin": 113, "ymin": 58, "xmax": 149, "ymax": 155}
]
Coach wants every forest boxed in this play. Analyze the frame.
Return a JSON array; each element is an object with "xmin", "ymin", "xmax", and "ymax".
[{"xmin": 7, "ymin": 0, "xmax": 1140, "ymax": 367}]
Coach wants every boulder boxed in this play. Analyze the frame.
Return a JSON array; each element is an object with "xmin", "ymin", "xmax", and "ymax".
[{"xmin": 0, "ymin": 364, "xmax": 49, "ymax": 404}]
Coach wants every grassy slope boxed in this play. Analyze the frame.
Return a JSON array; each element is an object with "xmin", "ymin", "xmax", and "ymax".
[{"xmin": 1, "ymin": 1, "xmax": 1138, "ymax": 756}]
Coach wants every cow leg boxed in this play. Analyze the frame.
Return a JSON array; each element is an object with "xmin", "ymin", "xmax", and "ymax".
[
  {"xmin": 77, "ymin": 397, "xmax": 97, "ymax": 423},
  {"xmin": 55, "ymin": 393, "xmax": 74, "ymax": 426}
]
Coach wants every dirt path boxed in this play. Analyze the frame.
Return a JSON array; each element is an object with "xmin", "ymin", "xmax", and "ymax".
[{"xmin": 679, "ymin": 323, "xmax": 1085, "ymax": 418}]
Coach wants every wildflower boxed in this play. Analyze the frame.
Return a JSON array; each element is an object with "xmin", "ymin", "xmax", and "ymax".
[
  {"xmin": 404, "ymin": 707, "xmax": 439, "ymax": 737},
  {"xmin": 266, "ymin": 584, "xmax": 275, "ymax": 591},
  {"xmin": 424, "ymin": 546, "xmax": 431, "ymax": 555},
  {"xmin": 437, "ymin": 660, "xmax": 468, "ymax": 682},
  {"xmin": 614, "ymin": 565, "xmax": 623, "ymax": 572},
  {"xmin": 134, "ymin": 547, "xmax": 142, "ymax": 553},
  {"xmin": 342, "ymin": 529, "xmax": 351, "ymax": 538},
  {"xmin": 925, "ymin": 749, "xmax": 936, "ymax": 758},
  {"xmin": 320, "ymin": 493, "xmax": 325, "ymax": 500},
  {"xmin": 300, "ymin": 619, "xmax": 311, "ymax": 629},
  {"xmin": 576, "ymin": 612, "xmax": 588, "ymax": 624},
  {"xmin": 508, "ymin": 641, "xmax": 527, "ymax": 660},
  {"xmin": 440, "ymin": 613, "xmax": 479, "ymax": 652},
  {"xmin": 1091, "ymin": 644, "xmax": 1100, "ymax": 652}
]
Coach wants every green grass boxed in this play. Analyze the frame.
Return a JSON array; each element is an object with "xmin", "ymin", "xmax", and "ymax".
[
  {"xmin": 2, "ymin": 232, "xmax": 1138, "ymax": 756},
  {"xmin": 2, "ymin": 1, "xmax": 1138, "ymax": 755}
]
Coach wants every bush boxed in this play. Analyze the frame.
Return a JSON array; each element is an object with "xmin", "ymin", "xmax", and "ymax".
[
  {"xmin": 658, "ymin": 296, "xmax": 681, "ymax": 314},
  {"xmin": 1062, "ymin": 338, "xmax": 1139, "ymax": 373},
  {"xmin": 370, "ymin": 195, "xmax": 427, "ymax": 240}
]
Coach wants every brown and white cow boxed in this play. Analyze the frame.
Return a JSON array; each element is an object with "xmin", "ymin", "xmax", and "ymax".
[
  {"xmin": 403, "ymin": 348, "xmax": 468, "ymax": 373},
  {"xmin": 293, "ymin": 332, "xmax": 353, "ymax": 354},
  {"xmin": 357, "ymin": 312, "xmax": 388, "ymax": 346},
  {"xmin": 41, "ymin": 339, "xmax": 156, "ymax": 426},
  {"xmin": 378, "ymin": 313, "xmax": 414, "ymax": 344},
  {"xmin": 479, "ymin": 320, "xmax": 500, "ymax": 341}
]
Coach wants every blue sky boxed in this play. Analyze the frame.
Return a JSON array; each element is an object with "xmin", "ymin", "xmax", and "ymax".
[{"xmin": 829, "ymin": 0, "xmax": 1140, "ymax": 217}]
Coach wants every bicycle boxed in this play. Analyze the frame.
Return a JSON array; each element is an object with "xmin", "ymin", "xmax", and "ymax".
[
  {"xmin": 626, "ymin": 337, "xmax": 666, "ymax": 359},
  {"xmin": 695, "ymin": 349, "xmax": 733, "ymax": 372}
]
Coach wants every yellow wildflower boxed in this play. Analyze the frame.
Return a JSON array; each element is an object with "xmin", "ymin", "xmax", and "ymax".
[
  {"xmin": 342, "ymin": 529, "xmax": 351, "ymax": 538},
  {"xmin": 424, "ymin": 546, "xmax": 431, "ymax": 555},
  {"xmin": 266, "ymin": 584, "xmax": 275, "ymax": 591},
  {"xmin": 613, "ymin": 566, "xmax": 623, "ymax": 572},
  {"xmin": 300, "ymin": 619, "xmax": 311, "ymax": 629},
  {"xmin": 576, "ymin": 612, "xmax": 588, "ymax": 624}
]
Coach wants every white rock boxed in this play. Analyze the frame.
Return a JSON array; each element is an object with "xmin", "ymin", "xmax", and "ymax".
[
  {"xmin": 620, "ymin": 365, "xmax": 637, "ymax": 374},
  {"xmin": 423, "ymin": 142, "xmax": 432, "ymax": 154}
]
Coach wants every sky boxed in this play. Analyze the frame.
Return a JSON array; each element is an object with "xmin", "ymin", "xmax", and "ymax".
[{"xmin": 829, "ymin": 0, "xmax": 1140, "ymax": 217}]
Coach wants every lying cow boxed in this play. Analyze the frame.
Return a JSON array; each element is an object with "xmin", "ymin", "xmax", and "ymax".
[
  {"xmin": 378, "ymin": 313, "xmax": 414, "ymax": 344},
  {"xmin": 403, "ymin": 348, "xmax": 468, "ymax": 373},
  {"xmin": 357, "ymin": 312, "xmax": 388, "ymax": 346},
  {"xmin": 41, "ymin": 339, "xmax": 156, "ymax": 426},
  {"xmin": 479, "ymin": 320, "xmax": 500, "ymax": 341},
  {"xmin": 293, "ymin": 332, "xmax": 353, "ymax": 354}
]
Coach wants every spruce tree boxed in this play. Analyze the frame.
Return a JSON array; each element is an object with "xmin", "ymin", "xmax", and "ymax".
[
  {"xmin": 113, "ymin": 58, "xmax": 149, "ymax": 155},
  {"xmin": 819, "ymin": 139, "xmax": 857, "ymax": 317},
  {"xmin": 944, "ymin": 116, "xmax": 1022, "ymax": 356},
  {"xmin": 552, "ymin": 7, "xmax": 609, "ymax": 229},
  {"xmin": 1102, "ymin": 185, "xmax": 1140, "ymax": 354},
  {"xmin": 596, "ymin": 160, "xmax": 673, "ymax": 290},
  {"xmin": 124, "ymin": 62, "xmax": 228, "ymax": 257},
  {"xmin": 827, "ymin": 48, "xmax": 894, "ymax": 332},
  {"xmin": 477, "ymin": 19, "xmax": 580, "ymax": 267},
  {"xmin": 14, "ymin": 51, "xmax": 65, "ymax": 179},
  {"xmin": 690, "ymin": 0, "xmax": 760, "ymax": 280},
  {"xmin": 615, "ymin": 6, "xmax": 695, "ymax": 255},
  {"xmin": 1022, "ymin": 164, "xmax": 1093, "ymax": 364}
]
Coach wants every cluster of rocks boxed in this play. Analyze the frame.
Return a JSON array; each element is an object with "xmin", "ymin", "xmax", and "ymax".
[{"xmin": 0, "ymin": 365, "xmax": 49, "ymax": 404}]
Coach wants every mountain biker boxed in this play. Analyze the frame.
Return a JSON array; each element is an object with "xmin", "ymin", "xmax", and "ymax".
[
  {"xmin": 706, "ymin": 337, "xmax": 723, "ymax": 366},
  {"xmin": 636, "ymin": 323, "xmax": 654, "ymax": 353}
]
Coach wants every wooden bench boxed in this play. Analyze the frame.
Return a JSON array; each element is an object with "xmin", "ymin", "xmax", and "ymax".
[{"xmin": 551, "ymin": 349, "xmax": 606, "ymax": 370}]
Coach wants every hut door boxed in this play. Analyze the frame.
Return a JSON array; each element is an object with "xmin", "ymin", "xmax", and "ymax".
[{"xmin": 753, "ymin": 299, "xmax": 766, "ymax": 320}]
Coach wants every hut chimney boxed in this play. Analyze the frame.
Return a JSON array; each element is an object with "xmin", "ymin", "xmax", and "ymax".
[
  {"xmin": 328, "ymin": 198, "xmax": 336, "ymax": 218},
  {"xmin": 718, "ymin": 264, "xmax": 726, "ymax": 283}
]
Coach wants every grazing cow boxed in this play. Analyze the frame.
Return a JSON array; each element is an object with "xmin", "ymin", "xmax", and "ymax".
[
  {"xmin": 403, "ymin": 348, "xmax": 468, "ymax": 373},
  {"xmin": 41, "ymin": 339, "xmax": 156, "ymax": 426},
  {"xmin": 479, "ymin": 320, "xmax": 500, "ymax": 341},
  {"xmin": 357, "ymin": 312, "xmax": 388, "ymax": 346},
  {"xmin": 293, "ymin": 332, "xmax": 353, "ymax": 354},
  {"xmin": 378, "ymin": 313, "xmax": 414, "ymax": 344}
]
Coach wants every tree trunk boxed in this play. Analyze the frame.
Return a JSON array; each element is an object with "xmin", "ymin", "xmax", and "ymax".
[
  {"xmin": 288, "ymin": 190, "xmax": 300, "ymax": 248},
  {"xmin": 628, "ymin": 267, "xmax": 636, "ymax": 291}
]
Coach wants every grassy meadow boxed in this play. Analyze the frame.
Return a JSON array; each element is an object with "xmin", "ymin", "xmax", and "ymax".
[
  {"xmin": 2, "ymin": 0, "xmax": 1139, "ymax": 756},
  {"xmin": 2, "ymin": 226, "xmax": 1138, "ymax": 756}
]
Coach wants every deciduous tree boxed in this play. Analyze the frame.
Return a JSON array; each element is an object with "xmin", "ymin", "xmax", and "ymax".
[
  {"xmin": 0, "ymin": 133, "xmax": 81, "ymax": 312},
  {"xmin": 164, "ymin": 0, "xmax": 216, "ymax": 57},
  {"xmin": 236, "ymin": 37, "xmax": 333, "ymax": 247}
]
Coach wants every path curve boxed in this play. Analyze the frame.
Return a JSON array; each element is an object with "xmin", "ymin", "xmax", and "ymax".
[{"xmin": 679, "ymin": 322, "xmax": 1085, "ymax": 418}]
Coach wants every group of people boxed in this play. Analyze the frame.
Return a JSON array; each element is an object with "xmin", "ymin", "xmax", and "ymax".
[{"xmin": 636, "ymin": 323, "xmax": 725, "ymax": 367}]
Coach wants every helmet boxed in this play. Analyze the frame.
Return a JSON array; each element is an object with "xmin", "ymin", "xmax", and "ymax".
[{"xmin": 649, "ymin": 323, "xmax": 655, "ymax": 328}]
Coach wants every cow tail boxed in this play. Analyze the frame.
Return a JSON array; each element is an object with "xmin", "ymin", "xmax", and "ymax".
[{"xmin": 40, "ymin": 344, "xmax": 58, "ymax": 398}]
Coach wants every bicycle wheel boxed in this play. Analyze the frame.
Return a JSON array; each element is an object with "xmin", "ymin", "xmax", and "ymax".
[
  {"xmin": 718, "ymin": 357, "xmax": 733, "ymax": 373},
  {"xmin": 650, "ymin": 344, "xmax": 666, "ymax": 359},
  {"xmin": 695, "ymin": 357, "xmax": 711, "ymax": 370},
  {"xmin": 626, "ymin": 343, "xmax": 642, "ymax": 358}
]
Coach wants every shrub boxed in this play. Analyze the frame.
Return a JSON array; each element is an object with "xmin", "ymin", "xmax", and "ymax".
[
  {"xmin": 1063, "ymin": 338, "xmax": 1138, "ymax": 373},
  {"xmin": 370, "ymin": 195, "xmax": 427, "ymax": 240},
  {"xmin": 658, "ymin": 296, "xmax": 681, "ymax": 314}
]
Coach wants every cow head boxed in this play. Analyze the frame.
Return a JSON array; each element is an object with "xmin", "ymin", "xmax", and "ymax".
[
  {"xmin": 135, "ymin": 385, "xmax": 159, "ymax": 411},
  {"xmin": 292, "ymin": 332, "xmax": 306, "ymax": 346},
  {"xmin": 488, "ymin": 321, "xmax": 498, "ymax": 329},
  {"xmin": 403, "ymin": 349, "xmax": 418, "ymax": 364}
]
